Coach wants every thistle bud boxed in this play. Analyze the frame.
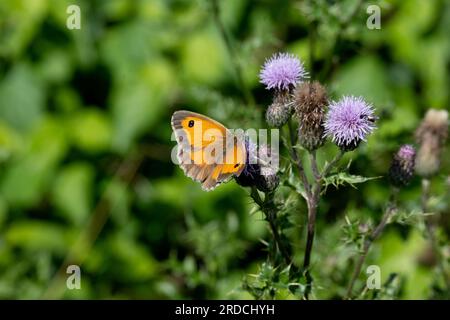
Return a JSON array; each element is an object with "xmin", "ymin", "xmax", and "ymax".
[
  {"xmin": 388, "ymin": 145, "xmax": 416, "ymax": 187},
  {"xmin": 255, "ymin": 165, "xmax": 279, "ymax": 192},
  {"xmin": 235, "ymin": 163, "xmax": 261, "ymax": 187},
  {"xmin": 265, "ymin": 93, "xmax": 293, "ymax": 128},
  {"xmin": 294, "ymin": 81, "xmax": 328, "ymax": 150},
  {"xmin": 235, "ymin": 141, "xmax": 279, "ymax": 192},
  {"xmin": 235, "ymin": 139, "xmax": 260, "ymax": 187},
  {"xmin": 415, "ymin": 109, "xmax": 448, "ymax": 177}
]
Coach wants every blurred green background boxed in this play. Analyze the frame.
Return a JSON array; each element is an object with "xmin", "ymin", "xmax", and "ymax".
[{"xmin": 0, "ymin": 0, "xmax": 449, "ymax": 299}]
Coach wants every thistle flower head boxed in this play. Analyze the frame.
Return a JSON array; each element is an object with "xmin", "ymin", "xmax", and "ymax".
[
  {"xmin": 235, "ymin": 139, "xmax": 261, "ymax": 187},
  {"xmin": 259, "ymin": 53, "xmax": 306, "ymax": 90},
  {"xmin": 324, "ymin": 96, "xmax": 376, "ymax": 151},
  {"xmin": 415, "ymin": 109, "xmax": 448, "ymax": 177},
  {"xmin": 256, "ymin": 165, "xmax": 279, "ymax": 192},
  {"xmin": 235, "ymin": 140, "xmax": 279, "ymax": 192},
  {"xmin": 388, "ymin": 144, "xmax": 416, "ymax": 187}
]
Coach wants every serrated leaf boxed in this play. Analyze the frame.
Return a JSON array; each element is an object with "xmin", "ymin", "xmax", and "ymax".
[{"xmin": 323, "ymin": 172, "xmax": 380, "ymax": 191}]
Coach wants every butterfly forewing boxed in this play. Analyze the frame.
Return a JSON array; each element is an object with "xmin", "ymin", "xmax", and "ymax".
[{"xmin": 171, "ymin": 110, "xmax": 247, "ymax": 191}]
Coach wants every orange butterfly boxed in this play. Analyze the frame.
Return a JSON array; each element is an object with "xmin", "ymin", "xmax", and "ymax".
[{"xmin": 171, "ymin": 110, "xmax": 247, "ymax": 191}]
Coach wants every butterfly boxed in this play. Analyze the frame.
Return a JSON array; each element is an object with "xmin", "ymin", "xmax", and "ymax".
[{"xmin": 171, "ymin": 110, "xmax": 247, "ymax": 191}]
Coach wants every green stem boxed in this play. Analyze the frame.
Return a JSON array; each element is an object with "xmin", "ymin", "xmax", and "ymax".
[
  {"xmin": 421, "ymin": 179, "xmax": 450, "ymax": 291},
  {"xmin": 345, "ymin": 188, "xmax": 399, "ymax": 299},
  {"xmin": 251, "ymin": 187, "xmax": 291, "ymax": 265},
  {"xmin": 287, "ymin": 120, "xmax": 312, "ymax": 200},
  {"xmin": 303, "ymin": 149, "xmax": 345, "ymax": 299},
  {"xmin": 309, "ymin": 150, "xmax": 320, "ymax": 180}
]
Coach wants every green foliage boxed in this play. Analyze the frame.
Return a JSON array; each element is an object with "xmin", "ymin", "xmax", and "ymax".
[{"xmin": 323, "ymin": 172, "xmax": 380, "ymax": 190}]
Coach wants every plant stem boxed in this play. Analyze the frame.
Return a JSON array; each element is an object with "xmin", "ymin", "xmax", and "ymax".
[
  {"xmin": 345, "ymin": 188, "xmax": 399, "ymax": 299},
  {"xmin": 302, "ymin": 187, "xmax": 318, "ymax": 298},
  {"xmin": 309, "ymin": 150, "xmax": 320, "ymax": 180},
  {"xmin": 210, "ymin": 0, "xmax": 254, "ymax": 107},
  {"xmin": 421, "ymin": 179, "xmax": 450, "ymax": 291},
  {"xmin": 302, "ymin": 149, "xmax": 345, "ymax": 299},
  {"xmin": 251, "ymin": 187, "xmax": 291, "ymax": 265},
  {"xmin": 302, "ymin": 153, "xmax": 319, "ymax": 298},
  {"xmin": 287, "ymin": 120, "xmax": 312, "ymax": 200},
  {"xmin": 303, "ymin": 189, "xmax": 320, "ymax": 271}
]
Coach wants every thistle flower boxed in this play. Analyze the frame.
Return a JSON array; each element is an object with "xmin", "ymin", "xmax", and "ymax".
[
  {"xmin": 294, "ymin": 81, "xmax": 328, "ymax": 150},
  {"xmin": 265, "ymin": 93, "xmax": 293, "ymax": 127},
  {"xmin": 388, "ymin": 144, "xmax": 416, "ymax": 187},
  {"xmin": 259, "ymin": 53, "xmax": 307, "ymax": 91},
  {"xmin": 415, "ymin": 109, "xmax": 448, "ymax": 177},
  {"xmin": 254, "ymin": 144, "xmax": 279, "ymax": 192},
  {"xmin": 324, "ymin": 96, "xmax": 376, "ymax": 151},
  {"xmin": 235, "ymin": 139, "xmax": 261, "ymax": 187},
  {"xmin": 256, "ymin": 165, "xmax": 279, "ymax": 192},
  {"xmin": 235, "ymin": 141, "xmax": 279, "ymax": 192}
]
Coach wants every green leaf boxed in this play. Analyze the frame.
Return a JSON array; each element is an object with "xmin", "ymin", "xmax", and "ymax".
[
  {"xmin": 181, "ymin": 28, "xmax": 229, "ymax": 84},
  {"xmin": 52, "ymin": 163, "xmax": 94, "ymax": 226},
  {"xmin": 5, "ymin": 221, "xmax": 70, "ymax": 254},
  {"xmin": 68, "ymin": 109, "xmax": 112, "ymax": 153},
  {"xmin": 0, "ymin": 63, "xmax": 45, "ymax": 132},
  {"xmin": 282, "ymin": 165, "xmax": 308, "ymax": 200},
  {"xmin": 111, "ymin": 58, "xmax": 174, "ymax": 152},
  {"xmin": 104, "ymin": 179, "xmax": 131, "ymax": 225},
  {"xmin": 107, "ymin": 233, "xmax": 158, "ymax": 280},
  {"xmin": 1, "ymin": 117, "xmax": 68, "ymax": 208},
  {"xmin": 0, "ymin": 121, "xmax": 22, "ymax": 161},
  {"xmin": 331, "ymin": 55, "xmax": 392, "ymax": 108},
  {"xmin": 0, "ymin": 196, "xmax": 7, "ymax": 228},
  {"xmin": 323, "ymin": 172, "xmax": 380, "ymax": 190}
]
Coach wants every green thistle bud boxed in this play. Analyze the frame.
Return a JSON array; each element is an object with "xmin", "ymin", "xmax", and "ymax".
[
  {"xmin": 265, "ymin": 93, "xmax": 293, "ymax": 128},
  {"xmin": 294, "ymin": 81, "xmax": 328, "ymax": 150}
]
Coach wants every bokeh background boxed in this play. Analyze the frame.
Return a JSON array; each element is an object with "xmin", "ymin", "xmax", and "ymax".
[{"xmin": 0, "ymin": 0, "xmax": 449, "ymax": 299}]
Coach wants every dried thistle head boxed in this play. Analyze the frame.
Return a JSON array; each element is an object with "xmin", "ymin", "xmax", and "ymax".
[
  {"xmin": 415, "ymin": 109, "xmax": 448, "ymax": 177},
  {"xmin": 294, "ymin": 81, "xmax": 328, "ymax": 150}
]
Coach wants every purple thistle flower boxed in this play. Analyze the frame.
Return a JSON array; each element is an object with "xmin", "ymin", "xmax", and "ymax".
[
  {"xmin": 397, "ymin": 144, "xmax": 416, "ymax": 161},
  {"xmin": 324, "ymin": 96, "xmax": 376, "ymax": 151},
  {"xmin": 235, "ymin": 138, "xmax": 261, "ymax": 187},
  {"xmin": 235, "ymin": 139, "xmax": 279, "ymax": 191},
  {"xmin": 259, "ymin": 53, "xmax": 306, "ymax": 90}
]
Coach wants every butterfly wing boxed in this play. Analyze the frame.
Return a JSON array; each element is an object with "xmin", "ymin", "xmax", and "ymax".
[{"xmin": 171, "ymin": 110, "xmax": 246, "ymax": 191}]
